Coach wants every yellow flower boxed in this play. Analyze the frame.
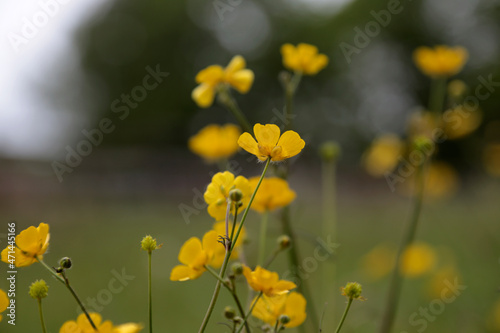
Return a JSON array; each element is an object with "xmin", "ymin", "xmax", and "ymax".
[
  {"xmin": 399, "ymin": 162, "xmax": 459, "ymax": 199},
  {"xmin": 252, "ymin": 292, "xmax": 306, "ymax": 328},
  {"xmin": 212, "ymin": 221, "xmax": 246, "ymax": 266},
  {"xmin": 188, "ymin": 124, "xmax": 241, "ymax": 161},
  {"xmin": 238, "ymin": 124, "xmax": 305, "ymax": 162},
  {"xmin": 170, "ymin": 230, "xmax": 225, "ymax": 281},
  {"xmin": 204, "ymin": 171, "xmax": 252, "ymax": 221},
  {"xmin": 0, "ymin": 289, "xmax": 8, "ymax": 323},
  {"xmin": 361, "ymin": 244, "xmax": 396, "ymax": 280},
  {"xmin": 192, "ymin": 55, "xmax": 254, "ymax": 108},
  {"xmin": 243, "ymin": 266, "xmax": 296, "ymax": 297},
  {"xmin": 413, "ymin": 45, "xmax": 468, "ymax": 78},
  {"xmin": 1, "ymin": 223, "xmax": 49, "ymax": 267},
  {"xmin": 426, "ymin": 265, "xmax": 461, "ymax": 300},
  {"xmin": 248, "ymin": 177, "xmax": 296, "ymax": 212},
  {"xmin": 483, "ymin": 143, "xmax": 500, "ymax": 177},
  {"xmin": 399, "ymin": 242, "xmax": 436, "ymax": 277},
  {"xmin": 59, "ymin": 313, "xmax": 142, "ymax": 333},
  {"xmin": 281, "ymin": 43, "xmax": 328, "ymax": 75},
  {"xmin": 362, "ymin": 134, "xmax": 404, "ymax": 177},
  {"xmin": 442, "ymin": 106, "xmax": 482, "ymax": 139}
]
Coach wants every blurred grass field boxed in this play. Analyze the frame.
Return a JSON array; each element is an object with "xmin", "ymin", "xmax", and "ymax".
[{"xmin": 1, "ymin": 157, "xmax": 499, "ymax": 333}]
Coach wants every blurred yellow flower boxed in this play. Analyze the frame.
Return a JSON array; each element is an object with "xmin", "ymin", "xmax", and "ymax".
[
  {"xmin": 407, "ymin": 111, "xmax": 438, "ymax": 140},
  {"xmin": 425, "ymin": 162, "xmax": 459, "ymax": 199},
  {"xmin": 192, "ymin": 55, "xmax": 254, "ymax": 108},
  {"xmin": 238, "ymin": 124, "xmax": 305, "ymax": 162},
  {"xmin": 248, "ymin": 177, "xmax": 296, "ymax": 213},
  {"xmin": 488, "ymin": 298, "xmax": 500, "ymax": 331},
  {"xmin": 1, "ymin": 222, "xmax": 49, "ymax": 267},
  {"xmin": 170, "ymin": 230, "xmax": 224, "ymax": 281},
  {"xmin": 0, "ymin": 289, "xmax": 8, "ymax": 323},
  {"xmin": 426, "ymin": 265, "xmax": 461, "ymax": 300},
  {"xmin": 212, "ymin": 221, "xmax": 246, "ymax": 266},
  {"xmin": 281, "ymin": 43, "xmax": 328, "ymax": 75},
  {"xmin": 252, "ymin": 292, "xmax": 307, "ymax": 328},
  {"xmin": 442, "ymin": 106, "xmax": 482, "ymax": 139},
  {"xmin": 204, "ymin": 171, "xmax": 252, "ymax": 221},
  {"xmin": 413, "ymin": 45, "xmax": 468, "ymax": 78},
  {"xmin": 188, "ymin": 124, "xmax": 241, "ymax": 161},
  {"xmin": 361, "ymin": 244, "xmax": 396, "ymax": 280},
  {"xmin": 362, "ymin": 134, "xmax": 404, "ymax": 177},
  {"xmin": 59, "ymin": 313, "xmax": 142, "ymax": 333},
  {"xmin": 399, "ymin": 242, "xmax": 436, "ymax": 277},
  {"xmin": 483, "ymin": 143, "xmax": 500, "ymax": 177},
  {"xmin": 243, "ymin": 266, "xmax": 296, "ymax": 297}
]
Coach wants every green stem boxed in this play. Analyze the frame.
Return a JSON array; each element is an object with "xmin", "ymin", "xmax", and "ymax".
[
  {"xmin": 148, "ymin": 251, "xmax": 153, "ymax": 333},
  {"xmin": 37, "ymin": 299, "xmax": 47, "ymax": 333},
  {"xmin": 378, "ymin": 160, "xmax": 426, "ymax": 333},
  {"xmin": 334, "ymin": 298, "xmax": 353, "ymax": 333},
  {"xmin": 236, "ymin": 292, "xmax": 263, "ymax": 333},
  {"xmin": 257, "ymin": 211, "xmax": 269, "ymax": 266},
  {"xmin": 429, "ymin": 77, "xmax": 447, "ymax": 114},
  {"xmin": 218, "ymin": 87, "xmax": 252, "ymax": 133},
  {"xmin": 37, "ymin": 257, "xmax": 98, "ymax": 331}
]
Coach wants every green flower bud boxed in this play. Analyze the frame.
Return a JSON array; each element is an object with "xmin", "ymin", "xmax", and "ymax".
[
  {"xmin": 341, "ymin": 282, "xmax": 363, "ymax": 300},
  {"xmin": 29, "ymin": 280, "xmax": 49, "ymax": 300},
  {"xmin": 279, "ymin": 314, "xmax": 290, "ymax": 324},
  {"xmin": 229, "ymin": 189, "xmax": 243, "ymax": 203},
  {"xmin": 224, "ymin": 306, "xmax": 236, "ymax": 320},
  {"xmin": 59, "ymin": 257, "xmax": 72, "ymax": 269},
  {"xmin": 141, "ymin": 235, "xmax": 161, "ymax": 252},
  {"xmin": 231, "ymin": 262, "xmax": 244, "ymax": 275},
  {"xmin": 277, "ymin": 235, "xmax": 291, "ymax": 250},
  {"xmin": 319, "ymin": 141, "xmax": 341, "ymax": 162}
]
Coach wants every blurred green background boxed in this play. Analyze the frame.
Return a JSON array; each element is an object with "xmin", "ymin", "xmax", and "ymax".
[{"xmin": 1, "ymin": 0, "xmax": 500, "ymax": 332}]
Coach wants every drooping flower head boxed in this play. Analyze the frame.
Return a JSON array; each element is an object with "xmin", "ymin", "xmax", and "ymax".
[
  {"xmin": 204, "ymin": 171, "xmax": 252, "ymax": 221},
  {"xmin": 413, "ymin": 45, "xmax": 468, "ymax": 78},
  {"xmin": 192, "ymin": 55, "xmax": 254, "ymax": 108},
  {"xmin": 59, "ymin": 313, "xmax": 143, "ymax": 333},
  {"xmin": 188, "ymin": 124, "xmax": 241, "ymax": 161},
  {"xmin": 251, "ymin": 292, "xmax": 307, "ymax": 328},
  {"xmin": 1, "ymin": 223, "xmax": 50, "ymax": 267},
  {"xmin": 170, "ymin": 230, "xmax": 225, "ymax": 281},
  {"xmin": 249, "ymin": 177, "xmax": 296, "ymax": 213},
  {"xmin": 0, "ymin": 289, "xmax": 8, "ymax": 323},
  {"xmin": 281, "ymin": 43, "xmax": 329, "ymax": 75},
  {"xmin": 238, "ymin": 124, "xmax": 305, "ymax": 162},
  {"xmin": 243, "ymin": 266, "xmax": 296, "ymax": 297}
]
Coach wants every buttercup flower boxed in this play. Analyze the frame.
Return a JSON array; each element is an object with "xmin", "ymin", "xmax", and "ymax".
[
  {"xmin": 0, "ymin": 289, "xmax": 8, "ymax": 323},
  {"xmin": 170, "ymin": 230, "xmax": 225, "ymax": 281},
  {"xmin": 188, "ymin": 124, "xmax": 241, "ymax": 161},
  {"xmin": 248, "ymin": 177, "xmax": 296, "ymax": 213},
  {"xmin": 192, "ymin": 55, "xmax": 254, "ymax": 108},
  {"xmin": 204, "ymin": 171, "xmax": 252, "ymax": 221},
  {"xmin": 1, "ymin": 223, "xmax": 50, "ymax": 267},
  {"xmin": 59, "ymin": 313, "xmax": 142, "ymax": 333},
  {"xmin": 362, "ymin": 134, "xmax": 404, "ymax": 177},
  {"xmin": 238, "ymin": 124, "xmax": 305, "ymax": 162},
  {"xmin": 281, "ymin": 43, "xmax": 328, "ymax": 75},
  {"xmin": 251, "ymin": 292, "xmax": 306, "ymax": 328},
  {"xmin": 243, "ymin": 266, "xmax": 296, "ymax": 297},
  {"xmin": 413, "ymin": 45, "xmax": 468, "ymax": 78},
  {"xmin": 399, "ymin": 242, "xmax": 436, "ymax": 277},
  {"xmin": 212, "ymin": 221, "xmax": 246, "ymax": 266}
]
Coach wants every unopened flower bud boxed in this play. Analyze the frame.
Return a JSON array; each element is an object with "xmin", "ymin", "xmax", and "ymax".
[
  {"xmin": 341, "ymin": 282, "xmax": 363, "ymax": 300},
  {"xmin": 29, "ymin": 280, "xmax": 48, "ymax": 300},
  {"xmin": 59, "ymin": 257, "xmax": 72, "ymax": 269},
  {"xmin": 277, "ymin": 235, "xmax": 291, "ymax": 250},
  {"xmin": 141, "ymin": 235, "xmax": 161, "ymax": 252},
  {"xmin": 229, "ymin": 189, "xmax": 243, "ymax": 203},
  {"xmin": 231, "ymin": 262, "xmax": 244, "ymax": 275},
  {"xmin": 224, "ymin": 306, "xmax": 236, "ymax": 320},
  {"xmin": 279, "ymin": 314, "xmax": 290, "ymax": 324},
  {"xmin": 319, "ymin": 141, "xmax": 341, "ymax": 162}
]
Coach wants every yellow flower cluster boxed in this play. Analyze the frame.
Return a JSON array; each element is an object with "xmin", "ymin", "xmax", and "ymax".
[
  {"xmin": 1, "ymin": 222, "xmax": 49, "ymax": 267},
  {"xmin": 59, "ymin": 313, "xmax": 142, "ymax": 333}
]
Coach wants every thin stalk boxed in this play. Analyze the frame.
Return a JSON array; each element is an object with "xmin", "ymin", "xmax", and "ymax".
[
  {"xmin": 429, "ymin": 77, "xmax": 447, "ymax": 114},
  {"xmin": 334, "ymin": 298, "xmax": 353, "ymax": 333},
  {"xmin": 378, "ymin": 161, "xmax": 426, "ymax": 333},
  {"xmin": 218, "ymin": 87, "xmax": 252, "ymax": 133},
  {"xmin": 148, "ymin": 251, "xmax": 153, "ymax": 333},
  {"xmin": 37, "ymin": 299, "xmax": 47, "ymax": 333},
  {"xmin": 257, "ymin": 211, "xmax": 269, "ymax": 266},
  {"xmin": 236, "ymin": 292, "xmax": 263, "ymax": 333}
]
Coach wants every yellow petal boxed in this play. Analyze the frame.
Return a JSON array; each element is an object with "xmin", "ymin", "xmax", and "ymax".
[
  {"xmin": 77, "ymin": 313, "xmax": 102, "ymax": 331},
  {"xmin": 305, "ymin": 53, "xmax": 328, "ymax": 75},
  {"xmin": 228, "ymin": 69, "xmax": 254, "ymax": 93},
  {"xmin": 203, "ymin": 230, "xmax": 224, "ymax": 268},
  {"xmin": 238, "ymin": 132, "xmax": 260, "ymax": 157},
  {"xmin": 284, "ymin": 292, "xmax": 307, "ymax": 328},
  {"xmin": 192, "ymin": 84, "xmax": 216, "ymax": 108},
  {"xmin": 114, "ymin": 323, "xmax": 144, "ymax": 333},
  {"xmin": 195, "ymin": 65, "xmax": 224, "ymax": 85},
  {"xmin": 170, "ymin": 265, "xmax": 204, "ymax": 281},
  {"xmin": 254, "ymin": 124, "xmax": 281, "ymax": 148},
  {"xmin": 178, "ymin": 237, "xmax": 204, "ymax": 266},
  {"xmin": 271, "ymin": 280, "xmax": 297, "ymax": 296},
  {"xmin": 59, "ymin": 320, "xmax": 82, "ymax": 333},
  {"xmin": 274, "ymin": 130, "xmax": 305, "ymax": 161},
  {"xmin": 225, "ymin": 55, "xmax": 246, "ymax": 75},
  {"xmin": 281, "ymin": 44, "xmax": 300, "ymax": 71},
  {"xmin": 0, "ymin": 289, "xmax": 8, "ymax": 313}
]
